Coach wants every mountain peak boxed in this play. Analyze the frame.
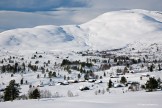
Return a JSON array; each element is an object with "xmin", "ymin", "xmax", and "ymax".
[{"xmin": 0, "ymin": 9, "xmax": 162, "ymax": 51}]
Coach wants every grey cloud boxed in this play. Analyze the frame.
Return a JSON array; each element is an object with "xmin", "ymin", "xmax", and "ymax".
[
  {"xmin": 0, "ymin": 0, "xmax": 90, "ymax": 11},
  {"xmin": 89, "ymin": 0, "xmax": 162, "ymax": 11}
]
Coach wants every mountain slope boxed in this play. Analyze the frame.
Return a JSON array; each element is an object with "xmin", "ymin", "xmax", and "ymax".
[
  {"xmin": 0, "ymin": 9, "xmax": 162, "ymax": 51},
  {"xmin": 80, "ymin": 9, "xmax": 162, "ymax": 49},
  {"xmin": 0, "ymin": 25, "xmax": 89, "ymax": 51}
]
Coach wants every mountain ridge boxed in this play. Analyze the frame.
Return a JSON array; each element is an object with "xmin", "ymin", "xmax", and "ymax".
[{"xmin": 0, "ymin": 9, "xmax": 162, "ymax": 51}]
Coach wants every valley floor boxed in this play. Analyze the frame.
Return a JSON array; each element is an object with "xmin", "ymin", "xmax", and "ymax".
[{"xmin": 0, "ymin": 91, "xmax": 162, "ymax": 108}]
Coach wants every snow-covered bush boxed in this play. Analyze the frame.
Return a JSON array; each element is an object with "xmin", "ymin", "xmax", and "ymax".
[
  {"xmin": 95, "ymin": 90, "xmax": 98, "ymax": 95},
  {"xmin": 101, "ymin": 89, "xmax": 105, "ymax": 94},
  {"xmin": 67, "ymin": 90, "xmax": 74, "ymax": 97},
  {"xmin": 52, "ymin": 92, "xmax": 63, "ymax": 98},
  {"xmin": 40, "ymin": 90, "xmax": 52, "ymax": 98}
]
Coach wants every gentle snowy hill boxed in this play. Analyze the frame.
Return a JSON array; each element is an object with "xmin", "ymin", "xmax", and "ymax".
[
  {"xmin": 80, "ymin": 9, "xmax": 162, "ymax": 50},
  {"xmin": 0, "ymin": 25, "xmax": 89, "ymax": 51},
  {"xmin": 0, "ymin": 9, "xmax": 162, "ymax": 51}
]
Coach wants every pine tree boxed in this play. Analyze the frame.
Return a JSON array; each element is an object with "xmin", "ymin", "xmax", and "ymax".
[
  {"xmin": 20, "ymin": 78, "xmax": 23, "ymax": 85},
  {"xmin": 14, "ymin": 63, "xmax": 18, "ymax": 73},
  {"xmin": 120, "ymin": 76, "xmax": 127, "ymax": 84},
  {"xmin": 64, "ymin": 75, "xmax": 66, "ymax": 80},
  {"xmin": 145, "ymin": 77, "xmax": 158, "ymax": 92},
  {"xmin": 48, "ymin": 71, "xmax": 52, "ymax": 78},
  {"xmin": 104, "ymin": 72, "xmax": 106, "ymax": 77},
  {"xmin": 22, "ymin": 62, "xmax": 25, "ymax": 71},
  {"xmin": 29, "ymin": 88, "xmax": 40, "ymax": 99},
  {"xmin": 100, "ymin": 76, "xmax": 103, "ymax": 79},
  {"xmin": 157, "ymin": 78, "xmax": 161, "ymax": 88},
  {"xmin": 32, "ymin": 89, "xmax": 40, "ymax": 99},
  {"xmin": 4, "ymin": 80, "xmax": 20, "ymax": 101},
  {"xmin": 78, "ymin": 74, "xmax": 81, "ymax": 79},
  {"xmin": 123, "ymin": 67, "xmax": 128, "ymax": 74},
  {"xmin": 1, "ymin": 65, "xmax": 6, "ymax": 73},
  {"xmin": 4, "ymin": 86, "xmax": 11, "ymax": 101},
  {"xmin": 37, "ymin": 74, "xmax": 40, "ymax": 79},
  {"xmin": 158, "ymin": 64, "xmax": 161, "ymax": 71},
  {"xmin": 84, "ymin": 73, "xmax": 89, "ymax": 80},
  {"xmin": 52, "ymin": 72, "xmax": 56, "ymax": 77},
  {"xmin": 108, "ymin": 79, "xmax": 113, "ymax": 88}
]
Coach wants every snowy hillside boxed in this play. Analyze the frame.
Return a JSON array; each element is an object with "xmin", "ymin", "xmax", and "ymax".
[
  {"xmin": 0, "ymin": 9, "xmax": 162, "ymax": 51},
  {"xmin": 80, "ymin": 9, "xmax": 162, "ymax": 50},
  {"xmin": 0, "ymin": 25, "xmax": 89, "ymax": 51}
]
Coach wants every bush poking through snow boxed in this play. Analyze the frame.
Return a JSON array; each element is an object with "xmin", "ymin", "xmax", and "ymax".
[
  {"xmin": 102, "ymin": 89, "xmax": 105, "ymax": 94},
  {"xmin": 67, "ymin": 90, "xmax": 74, "ymax": 97},
  {"xmin": 40, "ymin": 90, "xmax": 52, "ymax": 98},
  {"xmin": 95, "ymin": 90, "xmax": 98, "ymax": 95}
]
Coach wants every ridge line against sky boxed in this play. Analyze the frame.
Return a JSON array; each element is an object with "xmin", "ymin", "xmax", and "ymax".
[{"xmin": 0, "ymin": 0, "xmax": 162, "ymax": 31}]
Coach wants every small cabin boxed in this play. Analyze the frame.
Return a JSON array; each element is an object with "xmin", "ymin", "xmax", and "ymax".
[
  {"xmin": 79, "ymin": 85, "xmax": 90, "ymax": 91},
  {"xmin": 88, "ymin": 79, "xmax": 96, "ymax": 83}
]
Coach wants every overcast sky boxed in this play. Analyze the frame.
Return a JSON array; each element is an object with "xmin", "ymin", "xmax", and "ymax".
[{"xmin": 0, "ymin": 0, "xmax": 162, "ymax": 25}]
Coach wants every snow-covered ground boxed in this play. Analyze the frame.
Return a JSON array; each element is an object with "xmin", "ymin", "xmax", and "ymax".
[
  {"xmin": 0, "ymin": 91, "xmax": 162, "ymax": 108},
  {"xmin": 0, "ymin": 49, "xmax": 162, "ymax": 107}
]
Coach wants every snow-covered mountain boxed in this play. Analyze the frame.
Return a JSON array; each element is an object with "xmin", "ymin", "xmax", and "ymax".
[{"xmin": 0, "ymin": 9, "xmax": 162, "ymax": 51}]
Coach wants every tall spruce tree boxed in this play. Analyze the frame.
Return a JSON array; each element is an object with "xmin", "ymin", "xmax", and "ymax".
[{"xmin": 4, "ymin": 80, "xmax": 20, "ymax": 101}]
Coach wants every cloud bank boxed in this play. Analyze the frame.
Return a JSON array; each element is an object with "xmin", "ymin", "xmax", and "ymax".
[{"xmin": 0, "ymin": 0, "xmax": 89, "ymax": 11}]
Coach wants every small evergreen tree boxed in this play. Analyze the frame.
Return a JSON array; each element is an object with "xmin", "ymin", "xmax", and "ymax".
[
  {"xmin": 78, "ymin": 74, "xmax": 81, "ymax": 79},
  {"xmin": 64, "ymin": 75, "xmax": 66, "ymax": 80},
  {"xmin": 4, "ymin": 80, "xmax": 20, "ymax": 101},
  {"xmin": 32, "ymin": 89, "xmax": 40, "ymax": 99},
  {"xmin": 123, "ymin": 67, "xmax": 128, "ymax": 74},
  {"xmin": 158, "ymin": 64, "xmax": 161, "ymax": 71},
  {"xmin": 108, "ymin": 79, "xmax": 113, "ymax": 88},
  {"xmin": 29, "ymin": 88, "xmax": 40, "ymax": 99},
  {"xmin": 84, "ymin": 73, "xmax": 89, "ymax": 80},
  {"xmin": 157, "ymin": 78, "xmax": 161, "ymax": 88},
  {"xmin": 120, "ymin": 76, "xmax": 127, "ymax": 84},
  {"xmin": 14, "ymin": 63, "xmax": 18, "ymax": 73},
  {"xmin": 20, "ymin": 78, "xmax": 23, "ymax": 85},
  {"xmin": 104, "ymin": 72, "xmax": 106, "ymax": 77},
  {"xmin": 100, "ymin": 76, "xmax": 103, "ymax": 79},
  {"xmin": 48, "ymin": 71, "xmax": 52, "ymax": 78},
  {"xmin": 1, "ymin": 65, "xmax": 6, "ymax": 73},
  {"xmin": 52, "ymin": 72, "xmax": 56, "ymax": 77},
  {"xmin": 37, "ymin": 74, "xmax": 40, "ymax": 79},
  {"xmin": 145, "ymin": 77, "xmax": 158, "ymax": 92}
]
